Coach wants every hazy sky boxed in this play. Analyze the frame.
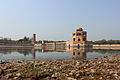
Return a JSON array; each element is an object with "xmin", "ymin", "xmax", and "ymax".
[{"xmin": 0, "ymin": 0, "xmax": 120, "ymax": 41}]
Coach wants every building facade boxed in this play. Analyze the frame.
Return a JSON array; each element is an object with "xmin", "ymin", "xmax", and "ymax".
[{"xmin": 66, "ymin": 27, "xmax": 92, "ymax": 47}]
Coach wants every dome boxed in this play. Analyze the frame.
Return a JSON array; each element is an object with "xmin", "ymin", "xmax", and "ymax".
[{"xmin": 76, "ymin": 27, "xmax": 83, "ymax": 31}]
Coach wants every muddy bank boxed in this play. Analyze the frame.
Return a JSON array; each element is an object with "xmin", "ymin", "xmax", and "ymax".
[{"xmin": 0, "ymin": 55, "xmax": 120, "ymax": 80}]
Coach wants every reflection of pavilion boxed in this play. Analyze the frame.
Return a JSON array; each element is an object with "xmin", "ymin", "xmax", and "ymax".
[
  {"xmin": 72, "ymin": 49, "xmax": 86, "ymax": 60},
  {"xmin": 66, "ymin": 47, "xmax": 92, "ymax": 60}
]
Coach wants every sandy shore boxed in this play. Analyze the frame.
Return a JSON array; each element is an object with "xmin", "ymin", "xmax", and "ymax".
[{"xmin": 0, "ymin": 55, "xmax": 120, "ymax": 80}]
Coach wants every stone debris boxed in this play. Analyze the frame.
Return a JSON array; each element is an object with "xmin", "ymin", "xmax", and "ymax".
[{"xmin": 0, "ymin": 55, "xmax": 120, "ymax": 80}]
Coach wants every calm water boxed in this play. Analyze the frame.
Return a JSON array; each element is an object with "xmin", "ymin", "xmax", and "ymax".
[{"xmin": 0, "ymin": 47, "xmax": 120, "ymax": 61}]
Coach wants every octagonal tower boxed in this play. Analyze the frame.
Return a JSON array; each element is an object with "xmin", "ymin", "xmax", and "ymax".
[{"xmin": 66, "ymin": 27, "xmax": 92, "ymax": 47}]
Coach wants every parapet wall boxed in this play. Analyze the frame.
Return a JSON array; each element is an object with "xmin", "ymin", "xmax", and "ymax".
[
  {"xmin": 66, "ymin": 41, "xmax": 92, "ymax": 47},
  {"xmin": 35, "ymin": 41, "xmax": 93, "ymax": 47},
  {"xmin": 44, "ymin": 42, "xmax": 66, "ymax": 47}
]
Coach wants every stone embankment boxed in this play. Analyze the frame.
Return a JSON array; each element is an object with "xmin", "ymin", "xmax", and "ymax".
[
  {"xmin": 0, "ymin": 55, "xmax": 120, "ymax": 80},
  {"xmin": 93, "ymin": 44, "xmax": 120, "ymax": 47}
]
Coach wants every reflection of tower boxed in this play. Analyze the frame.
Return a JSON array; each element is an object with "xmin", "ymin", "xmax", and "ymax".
[
  {"xmin": 32, "ymin": 34, "xmax": 36, "ymax": 44},
  {"xmin": 32, "ymin": 48, "xmax": 36, "ymax": 59},
  {"xmin": 72, "ymin": 49, "xmax": 87, "ymax": 60},
  {"xmin": 42, "ymin": 49, "xmax": 45, "ymax": 53},
  {"xmin": 66, "ymin": 47, "xmax": 92, "ymax": 60}
]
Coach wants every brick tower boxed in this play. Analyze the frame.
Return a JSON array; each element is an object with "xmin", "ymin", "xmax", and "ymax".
[
  {"xmin": 32, "ymin": 34, "xmax": 36, "ymax": 44},
  {"xmin": 72, "ymin": 27, "xmax": 87, "ymax": 42},
  {"xmin": 66, "ymin": 27, "xmax": 92, "ymax": 47}
]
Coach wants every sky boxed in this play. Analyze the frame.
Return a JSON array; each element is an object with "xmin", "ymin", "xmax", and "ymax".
[{"xmin": 0, "ymin": 0, "xmax": 120, "ymax": 41}]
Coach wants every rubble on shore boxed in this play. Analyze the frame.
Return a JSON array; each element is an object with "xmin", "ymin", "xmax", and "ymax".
[{"xmin": 0, "ymin": 55, "xmax": 120, "ymax": 80}]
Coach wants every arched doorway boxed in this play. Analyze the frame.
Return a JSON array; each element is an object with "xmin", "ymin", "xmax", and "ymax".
[
  {"xmin": 78, "ymin": 44, "xmax": 80, "ymax": 48},
  {"xmin": 69, "ymin": 44, "xmax": 70, "ymax": 48}
]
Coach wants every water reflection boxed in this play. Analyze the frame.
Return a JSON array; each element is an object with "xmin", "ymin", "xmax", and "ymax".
[
  {"xmin": 65, "ymin": 47, "xmax": 92, "ymax": 60},
  {"xmin": 41, "ymin": 47, "xmax": 92, "ymax": 60},
  {"xmin": 0, "ymin": 47, "xmax": 120, "ymax": 61}
]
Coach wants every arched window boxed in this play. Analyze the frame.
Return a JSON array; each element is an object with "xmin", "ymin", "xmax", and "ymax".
[
  {"xmin": 73, "ymin": 38, "xmax": 75, "ymax": 41},
  {"xmin": 73, "ymin": 52, "xmax": 75, "ymax": 55},
  {"xmin": 77, "ymin": 33, "xmax": 81, "ymax": 36},
  {"xmin": 83, "ymin": 38, "xmax": 86, "ymax": 41},
  {"xmin": 78, "ymin": 44, "xmax": 80, "ymax": 48},
  {"xmin": 69, "ymin": 44, "xmax": 70, "ymax": 48},
  {"xmin": 78, "ymin": 52, "xmax": 80, "ymax": 55},
  {"xmin": 83, "ymin": 33, "xmax": 86, "ymax": 36},
  {"xmin": 78, "ymin": 39, "xmax": 80, "ymax": 41},
  {"xmin": 73, "ymin": 33, "xmax": 76, "ymax": 36}
]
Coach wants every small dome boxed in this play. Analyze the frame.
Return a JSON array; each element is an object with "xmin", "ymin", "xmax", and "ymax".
[{"xmin": 76, "ymin": 27, "xmax": 83, "ymax": 31}]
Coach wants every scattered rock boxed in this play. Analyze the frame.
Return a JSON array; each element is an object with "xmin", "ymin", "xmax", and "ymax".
[
  {"xmin": 51, "ymin": 73, "xmax": 57, "ymax": 78},
  {"xmin": 0, "ymin": 69, "xmax": 3, "ymax": 75},
  {"xmin": 0, "ymin": 55, "xmax": 120, "ymax": 80},
  {"xmin": 6, "ymin": 73, "xmax": 12, "ymax": 79},
  {"xmin": 16, "ymin": 73, "xmax": 21, "ymax": 77},
  {"xmin": 76, "ymin": 61, "xmax": 80, "ymax": 66},
  {"xmin": 67, "ymin": 77, "xmax": 77, "ymax": 80}
]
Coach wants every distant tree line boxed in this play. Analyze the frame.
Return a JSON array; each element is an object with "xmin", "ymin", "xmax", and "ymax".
[
  {"xmin": 3, "ymin": 37, "xmax": 120, "ymax": 44},
  {"xmin": 93, "ymin": 40, "xmax": 120, "ymax": 44},
  {"xmin": 0, "ymin": 37, "xmax": 65, "ymax": 44},
  {"xmin": 0, "ymin": 36, "xmax": 32, "ymax": 43}
]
